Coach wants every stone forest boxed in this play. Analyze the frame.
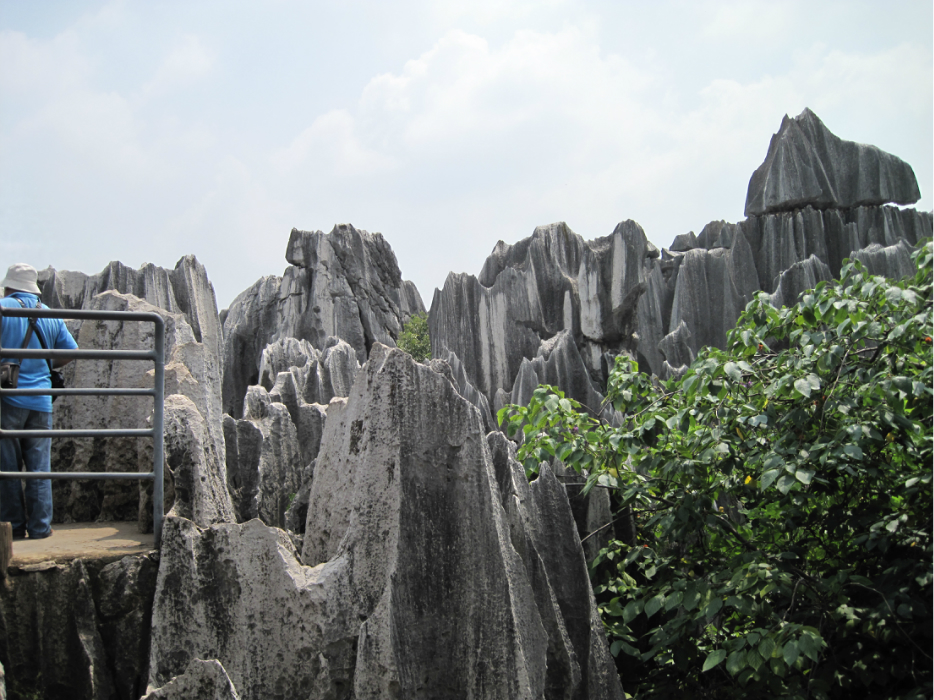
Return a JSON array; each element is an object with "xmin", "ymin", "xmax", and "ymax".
[{"xmin": 0, "ymin": 108, "xmax": 930, "ymax": 699}]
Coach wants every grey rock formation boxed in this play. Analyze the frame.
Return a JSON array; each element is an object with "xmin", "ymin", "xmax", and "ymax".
[
  {"xmin": 149, "ymin": 344, "xmax": 623, "ymax": 699},
  {"xmin": 267, "ymin": 372, "xmax": 329, "ymax": 469},
  {"xmin": 230, "ymin": 335, "xmax": 360, "ymax": 476},
  {"xmin": 666, "ymin": 228, "xmax": 760, "ymax": 359},
  {"xmin": 49, "ymin": 292, "xmax": 233, "ymax": 530},
  {"xmin": 430, "ymin": 221, "xmax": 666, "ymax": 408},
  {"xmin": 657, "ymin": 320, "xmax": 695, "ymax": 380},
  {"xmin": 669, "ymin": 231, "xmax": 697, "ymax": 252},
  {"xmin": 745, "ymin": 107, "xmax": 921, "ymax": 216},
  {"xmin": 222, "ymin": 386, "xmax": 304, "ymax": 528},
  {"xmin": 507, "ymin": 330, "xmax": 608, "ymax": 416},
  {"xmin": 0, "ymin": 553, "xmax": 158, "ymax": 700},
  {"xmin": 432, "ymin": 350, "xmax": 496, "ymax": 432},
  {"xmin": 430, "ymin": 112, "xmax": 930, "ymax": 420},
  {"xmin": 95, "ymin": 554, "xmax": 160, "ymax": 700},
  {"xmin": 162, "ymin": 394, "xmax": 237, "ymax": 526},
  {"xmin": 740, "ymin": 203, "xmax": 930, "ymax": 290},
  {"xmin": 221, "ymin": 224, "xmax": 424, "ymax": 417},
  {"xmin": 0, "ymin": 559, "xmax": 113, "ymax": 699},
  {"xmin": 143, "ymin": 659, "xmax": 241, "ymax": 700},
  {"xmin": 768, "ymin": 255, "xmax": 833, "ymax": 309},
  {"xmin": 39, "ymin": 255, "xmax": 223, "ymax": 366},
  {"xmin": 485, "ymin": 431, "xmax": 623, "ymax": 697},
  {"xmin": 851, "ymin": 240, "xmax": 917, "ymax": 280}
]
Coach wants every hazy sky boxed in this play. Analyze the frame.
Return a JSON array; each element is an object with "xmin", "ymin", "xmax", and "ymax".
[{"xmin": 1, "ymin": 1, "xmax": 931, "ymax": 310}]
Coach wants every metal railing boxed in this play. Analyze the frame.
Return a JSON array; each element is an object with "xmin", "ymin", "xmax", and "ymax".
[{"xmin": 0, "ymin": 307, "xmax": 165, "ymax": 545}]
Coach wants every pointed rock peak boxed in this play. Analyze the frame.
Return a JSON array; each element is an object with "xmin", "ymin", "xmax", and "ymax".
[{"xmin": 745, "ymin": 108, "xmax": 921, "ymax": 217}]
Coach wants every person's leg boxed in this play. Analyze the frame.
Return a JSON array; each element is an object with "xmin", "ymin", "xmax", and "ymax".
[
  {"xmin": 0, "ymin": 403, "xmax": 28, "ymax": 534},
  {"xmin": 21, "ymin": 410, "xmax": 53, "ymax": 538}
]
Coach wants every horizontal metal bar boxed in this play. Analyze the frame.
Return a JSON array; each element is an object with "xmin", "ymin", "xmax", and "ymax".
[
  {"xmin": 0, "ymin": 387, "xmax": 156, "ymax": 396},
  {"xmin": 0, "ymin": 348, "xmax": 156, "ymax": 361},
  {"xmin": 0, "ymin": 471, "xmax": 155, "ymax": 480},
  {"xmin": 0, "ymin": 307, "xmax": 165, "ymax": 324},
  {"xmin": 0, "ymin": 428, "xmax": 154, "ymax": 439}
]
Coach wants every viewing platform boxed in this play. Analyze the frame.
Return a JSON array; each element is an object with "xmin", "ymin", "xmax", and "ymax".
[{"xmin": 3, "ymin": 522, "xmax": 154, "ymax": 571}]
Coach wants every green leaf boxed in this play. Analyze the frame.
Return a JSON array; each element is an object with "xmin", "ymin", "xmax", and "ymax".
[
  {"xmin": 683, "ymin": 586, "xmax": 701, "ymax": 612},
  {"xmin": 798, "ymin": 633, "xmax": 819, "ymax": 662},
  {"xmin": 777, "ymin": 474, "xmax": 797, "ymax": 494},
  {"xmin": 726, "ymin": 649, "xmax": 746, "ymax": 675},
  {"xmin": 644, "ymin": 593, "xmax": 665, "ymax": 619},
  {"xmin": 702, "ymin": 596, "xmax": 723, "ymax": 620},
  {"xmin": 622, "ymin": 600, "xmax": 640, "ymax": 624},
  {"xmin": 795, "ymin": 469, "xmax": 814, "ymax": 485},
  {"xmin": 783, "ymin": 640, "xmax": 800, "ymax": 667},
  {"xmin": 664, "ymin": 590, "xmax": 684, "ymax": 612},
  {"xmin": 758, "ymin": 636, "xmax": 776, "ymax": 660},
  {"xmin": 794, "ymin": 377, "xmax": 812, "ymax": 398},
  {"xmin": 843, "ymin": 444, "xmax": 864, "ymax": 460},
  {"xmin": 760, "ymin": 469, "xmax": 781, "ymax": 490},
  {"xmin": 724, "ymin": 362, "xmax": 742, "ymax": 382},
  {"xmin": 702, "ymin": 649, "xmax": 726, "ymax": 672}
]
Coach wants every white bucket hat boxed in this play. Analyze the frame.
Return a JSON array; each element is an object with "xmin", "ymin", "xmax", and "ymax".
[{"xmin": 1, "ymin": 263, "xmax": 41, "ymax": 295}]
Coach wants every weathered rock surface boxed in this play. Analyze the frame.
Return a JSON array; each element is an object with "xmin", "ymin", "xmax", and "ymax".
[
  {"xmin": 665, "ymin": 228, "xmax": 760, "ymax": 359},
  {"xmin": 486, "ymin": 432, "xmax": 621, "ymax": 691},
  {"xmin": 39, "ymin": 255, "xmax": 223, "ymax": 366},
  {"xmin": 142, "ymin": 659, "xmax": 241, "ymax": 700},
  {"xmin": 430, "ymin": 111, "xmax": 930, "ymax": 415},
  {"xmin": 221, "ymin": 224, "xmax": 424, "ymax": 417},
  {"xmin": 149, "ymin": 344, "xmax": 624, "ymax": 699},
  {"xmin": 0, "ymin": 553, "xmax": 158, "ymax": 700},
  {"xmin": 432, "ymin": 350, "xmax": 496, "ymax": 432},
  {"xmin": 49, "ymin": 292, "xmax": 233, "ymax": 530},
  {"xmin": 161, "ymin": 394, "xmax": 237, "ymax": 526},
  {"xmin": 430, "ymin": 220, "xmax": 665, "ymax": 405},
  {"xmin": 850, "ymin": 239, "xmax": 917, "ymax": 280},
  {"xmin": 768, "ymin": 256, "xmax": 833, "ymax": 310},
  {"xmin": 745, "ymin": 107, "xmax": 921, "ymax": 216},
  {"xmin": 222, "ymin": 386, "xmax": 304, "ymax": 528}
]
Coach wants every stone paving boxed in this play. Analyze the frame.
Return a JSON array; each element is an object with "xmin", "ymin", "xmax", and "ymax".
[{"xmin": 10, "ymin": 521, "xmax": 154, "ymax": 567}]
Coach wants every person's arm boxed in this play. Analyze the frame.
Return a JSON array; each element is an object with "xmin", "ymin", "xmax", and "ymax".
[{"xmin": 53, "ymin": 319, "xmax": 79, "ymax": 368}]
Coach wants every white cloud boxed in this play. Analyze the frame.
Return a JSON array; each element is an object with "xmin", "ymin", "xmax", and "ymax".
[
  {"xmin": 0, "ymin": 28, "xmax": 90, "ymax": 95},
  {"xmin": 137, "ymin": 34, "xmax": 216, "ymax": 102},
  {"xmin": 272, "ymin": 109, "xmax": 396, "ymax": 178},
  {"xmin": 0, "ymin": 1, "xmax": 929, "ymax": 307},
  {"xmin": 701, "ymin": 0, "xmax": 792, "ymax": 40}
]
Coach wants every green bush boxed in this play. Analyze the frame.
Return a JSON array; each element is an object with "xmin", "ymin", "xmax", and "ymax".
[
  {"xmin": 397, "ymin": 312, "xmax": 431, "ymax": 362},
  {"xmin": 500, "ymin": 241, "xmax": 933, "ymax": 699}
]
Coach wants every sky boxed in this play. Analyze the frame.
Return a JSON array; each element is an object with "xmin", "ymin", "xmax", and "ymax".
[{"xmin": 1, "ymin": 1, "xmax": 931, "ymax": 311}]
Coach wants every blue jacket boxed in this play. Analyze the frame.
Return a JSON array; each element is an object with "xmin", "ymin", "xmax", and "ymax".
[{"xmin": 1, "ymin": 292, "xmax": 78, "ymax": 413}]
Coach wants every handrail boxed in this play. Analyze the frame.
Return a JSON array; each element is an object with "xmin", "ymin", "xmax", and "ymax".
[{"xmin": 0, "ymin": 306, "xmax": 165, "ymax": 546}]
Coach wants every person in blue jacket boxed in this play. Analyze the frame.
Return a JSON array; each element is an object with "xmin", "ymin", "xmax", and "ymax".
[{"xmin": 0, "ymin": 263, "xmax": 77, "ymax": 539}]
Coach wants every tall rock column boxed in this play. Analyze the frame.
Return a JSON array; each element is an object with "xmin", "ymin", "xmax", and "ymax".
[
  {"xmin": 149, "ymin": 344, "xmax": 624, "ymax": 699},
  {"xmin": 221, "ymin": 224, "xmax": 424, "ymax": 417}
]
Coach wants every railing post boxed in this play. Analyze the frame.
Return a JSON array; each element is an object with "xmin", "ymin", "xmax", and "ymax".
[{"xmin": 152, "ymin": 317, "xmax": 165, "ymax": 546}]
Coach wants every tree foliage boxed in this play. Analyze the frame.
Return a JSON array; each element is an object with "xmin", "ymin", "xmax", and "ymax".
[
  {"xmin": 499, "ymin": 242, "xmax": 933, "ymax": 699},
  {"xmin": 397, "ymin": 312, "xmax": 431, "ymax": 361}
]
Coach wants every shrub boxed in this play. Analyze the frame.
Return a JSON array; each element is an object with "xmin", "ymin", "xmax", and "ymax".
[
  {"xmin": 500, "ymin": 241, "xmax": 933, "ymax": 699},
  {"xmin": 397, "ymin": 312, "xmax": 431, "ymax": 362}
]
